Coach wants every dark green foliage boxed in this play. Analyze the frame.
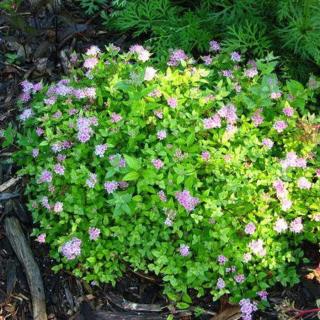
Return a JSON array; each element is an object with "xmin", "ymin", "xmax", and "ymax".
[{"xmin": 76, "ymin": 0, "xmax": 320, "ymax": 81}]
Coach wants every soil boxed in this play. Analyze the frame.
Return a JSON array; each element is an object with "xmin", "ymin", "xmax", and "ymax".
[{"xmin": 0, "ymin": 2, "xmax": 319, "ymax": 319}]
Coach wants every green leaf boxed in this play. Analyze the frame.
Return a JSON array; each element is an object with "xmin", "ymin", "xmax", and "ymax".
[
  {"xmin": 176, "ymin": 302, "xmax": 189, "ymax": 309},
  {"xmin": 123, "ymin": 171, "xmax": 140, "ymax": 181},
  {"xmin": 124, "ymin": 155, "xmax": 141, "ymax": 171}
]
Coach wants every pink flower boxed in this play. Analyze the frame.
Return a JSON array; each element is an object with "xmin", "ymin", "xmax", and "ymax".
[
  {"xmin": 89, "ymin": 227, "xmax": 100, "ymax": 240},
  {"xmin": 281, "ymin": 198, "xmax": 292, "ymax": 211},
  {"xmin": 154, "ymin": 110, "xmax": 163, "ymax": 119},
  {"xmin": 175, "ymin": 190, "xmax": 200, "ymax": 211},
  {"xmin": 36, "ymin": 233, "xmax": 46, "ymax": 243},
  {"xmin": 57, "ymin": 154, "xmax": 66, "ymax": 162},
  {"xmin": 243, "ymin": 253, "xmax": 252, "ymax": 263},
  {"xmin": 316, "ymin": 169, "xmax": 320, "ymax": 177},
  {"xmin": 257, "ymin": 291, "xmax": 268, "ymax": 300},
  {"xmin": 231, "ymin": 51, "xmax": 241, "ymax": 62},
  {"xmin": 290, "ymin": 217, "xmax": 303, "ymax": 233},
  {"xmin": 53, "ymin": 202, "xmax": 63, "ymax": 213},
  {"xmin": 271, "ymin": 92, "xmax": 282, "ymax": 99},
  {"xmin": 283, "ymin": 106, "xmax": 294, "ymax": 117},
  {"xmin": 274, "ymin": 218, "xmax": 288, "ymax": 233},
  {"xmin": 36, "ymin": 127, "xmax": 44, "ymax": 136},
  {"xmin": 239, "ymin": 299, "xmax": 257, "ymax": 320},
  {"xmin": 201, "ymin": 55, "xmax": 212, "ymax": 65},
  {"xmin": 179, "ymin": 244, "xmax": 190, "ymax": 256},
  {"xmin": 244, "ymin": 68, "xmax": 258, "ymax": 78},
  {"xmin": 144, "ymin": 67, "xmax": 157, "ymax": 81},
  {"xmin": 39, "ymin": 170, "xmax": 52, "ymax": 183},
  {"xmin": 32, "ymin": 149, "xmax": 39, "ymax": 158},
  {"xmin": 167, "ymin": 97, "xmax": 178, "ymax": 108},
  {"xmin": 262, "ymin": 138, "xmax": 274, "ymax": 149},
  {"xmin": 273, "ymin": 120, "xmax": 288, "ymax": 133},
  {"xmin": 234, "ymin": 274, "xmax": 245, "ymax": 283},
  {"xmin": 86, "ymin": 45, "xmax": 101, "ymax": 56},
  {"xmin": 129, "ymin": 45, "xmax": 150, "ymax": 62},
  {"xmin": 83, "ymin": 57, "xmax": 98, "ymax": 69},
  {"xmin": 217, "ymin": 255, "xmax": 228, "ymax": 264},
  {"xmin": 111, "ymin": 113, "xmax": 122, "ymax": 123},
  {"xmin": 203, "ymin": 114, "xmax": 221, "ymax": 129},
  {"xmin": 167, "ymin": 49, "xmax": 188, "ymax": 66},
  {"xmin": 244, "ymin": 223, "xmax": 256, "ymax": 235},
  {"xmin": 158, "ymin": 190, "xmax": 167, "ymax": 202},
  {"xmin": 251, "ymin": 109, "xmax": 264, "ymax": 127},
  {"xmin": 217, "ymin": 278, "xmax": 225, "ymax": 289},
  {"xmin": 152, "ymin": 159, "xmax": 164, "ymax": 170},
  {"xmin": 297, "ymin": 177, "xmax": 311, "ymax": 189},
  {"xmin": 61, "ymin": 237, "xmax": 82, "ymax": 260},
  {"xmin": 249, "ymin": 239, "xmax": 266, "ymax": 257},
  {"xmin": 157, "ymin": 130, "xmax": 167, "ymax": 140},
  {"xmin": 201, "ymin": 151, "xmax": 210, "ymax": 161},
  {"xmin": 95, "ymin": 144, "xmax": 107, "ymax": 157},
  {"xmin": 19, "ymin": 108, "xmax": 33, "ymax": 121},
  {"xmin": 54, "ymin": 164, "xmax": 65, "ymax": 175},
  {"xmin": 41, "ymin": 196, "xmax": 50, "ymax": 210},
  {"xmin": 86, "ymin": 173, "xmax": 97, "ymax": 188},
  {"xmin": 209, "ymin": 40, "xmax": 220, "ymax": 52},
  {"xmin": 104, "ymin": 181, "xmax": 118, "ymax": 194}
]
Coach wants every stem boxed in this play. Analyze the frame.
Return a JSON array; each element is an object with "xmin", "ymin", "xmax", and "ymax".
[{"xmin": 295, "ymin": 307, "xmax": 320, "ymax": 318}]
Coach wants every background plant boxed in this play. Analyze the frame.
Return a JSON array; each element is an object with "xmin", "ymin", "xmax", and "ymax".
[
  {"xmin": 10, "ymin": 44, "xmax": 320, "ymax": 314},
  {"xmin": 79, "ymin": 0, "xmax": 320, "ymax": 81}
]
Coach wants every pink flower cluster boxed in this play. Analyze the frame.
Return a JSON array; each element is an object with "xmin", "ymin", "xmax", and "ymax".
[
  {"xmin": 39, "ymin": 170, "xmax": 52, "ymax": 183},
  {"xmin": 280, "ymin": 152, "xmax": 307, "ymax": 169},
  {"xmin": 95, "ymin": 144, "xmax": 107, "ymax": 157},
  {"xmin": 239, "ymin": 299, "xmax": 257, "ymax": 320},
  {"xmin": 89, "ymin": 227, "xmax": 101, "ymax": 240},
  {"xmin": 19, "ymin": 80, "xmax": 42, "ymax": 103},
  {"xmin": 217, "ymin": 277, "xmax": 225, "ymax": 289},
  {"xmin": 86, "ymin": 173, "xmax": 97, "ymax": 188},
  {"xmin": 297, "ymin": 177, "xmax": 312, "ymax": 189},
  {"xmin": 61, "ymin": 237, "xmax": 82, "ymax": 260},
  {"xmin": 157, "ymin": 130, "xmax": 167, "ymax": 140},
  {"xmin": 244, "ymin": 223, "xmax": 256, "ymax": 235},
  {"xmin": 104, "ymin": 181, "xmax": 118, "ymax": 194},
  {"xmin": 251, "ymin": 109, "xmax": 264, "ymax": 127},
  {"xmin": 273, "ymin": 120, "xmax": 288, "ymax": 133},
  {"xmin": 152, "ymin": 159, "xmax": 164, "ymax": 170},
  {"xmin": 244, "ymin": 68, "xmax": 258, "ymax": 78},
  {"xmin": 175, "ymin": 190, "xmax": 200, "ymax": 211},
  {"xmin": 262, "ymin": 138, "xmax": 274, "ymax": 149},
  {"xmin": 19, "ymin": 108, "xmax": 33, "ymax": 121},
  {"xmin": 51, "ymin": 140, "xmax": 73, "ymax": 153},
  {"xmin": 203, "ymin": 104, "xmax": 237, "ymax": 129},
  {"xmin": 167, "ymin": 49, "xmax": 188, "ymax": 66},
  {"xmin": 273, "ymin": 179, "xmax": 292, "ymax": 211},
  {"xmin": 209, "ymin": 40, "xmax": 220, "ymax": 52},
  {"xmin": 158, "ymin": 190, "xmax": 167, "ymax": 202},
  {"xmin": 77, "ymin": 117, "xmax": 98, "ymax": 143},
  {"xmin": 249, "ymin": 239, "xmax": 266, "ymax": 257},
  {"xmin": 111, "ymin": 113, "xmax": 122, "ymax": 123},
  {"xmin": 129, "ymin": 45, "xmax": 150, "ymax": 62},
  {"xmin": 179, "ymin": 244, "xmax": 190, "ymax": 256}
]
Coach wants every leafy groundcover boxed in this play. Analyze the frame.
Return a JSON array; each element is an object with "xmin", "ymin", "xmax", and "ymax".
[{"xmin": 11, "ymin": 43, "xmax": 320, "ymax": 319}]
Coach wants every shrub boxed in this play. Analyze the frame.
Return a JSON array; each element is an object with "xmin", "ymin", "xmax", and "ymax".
[
  {"xmin": 88, "ymin": 0, "xmax": 320, "ymax": 80},
  {"xmin": 13, "ymin": 44, "xmax": 320, "ymax": 312}
]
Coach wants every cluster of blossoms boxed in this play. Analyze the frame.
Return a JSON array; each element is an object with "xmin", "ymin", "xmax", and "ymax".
[
  {"xmin": 129, "ymin": 45, "xmax": 151, "ymax": 62},
  {"xmin": 280, "ymin": 152, "xmax": 307, "ymax": 169},
  {"xmin": 175, "ymin": 190, "xmax": 200, "ymax": 212},
  {"xmin": 273, "ymin": 179, "xmax": 292, "ymax": 211},
  {"xmin": 61, "ymin": 238, "xmax": 82, "ymax": 260},
  {"xmin": 239, "ymin": 299, "xmax": 258, "ymax": 320},
  {"xmin": 203, "ymin": 104, "xmax": 237, "ymax": 129},
  {"xmin": 167, "ymin": 49, "xmax": 188, "ymax": 66},
  {"xmin": 77, "ymin": 117, "xmax": 98, "ymax": 143}
]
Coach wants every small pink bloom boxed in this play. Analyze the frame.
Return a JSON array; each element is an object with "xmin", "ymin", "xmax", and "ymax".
[
  {"xmin": 167, "ymin": 97, "xmax": 178, "ymax": 108},
  {"xmin": 36, "ymin": 233, "xmax": 46, "ymax": 243},
  {"xmin": 152, "ymin": 159, "xmax": 164, "ymax": 170}
]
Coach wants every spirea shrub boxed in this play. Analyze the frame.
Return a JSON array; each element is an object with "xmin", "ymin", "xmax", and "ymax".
[{"xmin": 14, "ymin": 44, "xmax": 320, "ymax": 313}]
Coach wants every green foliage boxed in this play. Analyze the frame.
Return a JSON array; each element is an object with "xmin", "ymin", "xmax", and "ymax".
[
  {"xmin": 11, "ymin": 45, "xmax": 320, "ymax": 307},
  {"xmin": 95, "ymin": 0, "xmax": 320, "ymax": 80}
]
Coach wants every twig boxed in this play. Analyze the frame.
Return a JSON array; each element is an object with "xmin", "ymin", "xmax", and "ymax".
[
  {"xmin": 0, "ymin": 177, "xmax": 21, "ymax": 193},
  {"xmin": 4, "ymin": 216, "xmax": 47, "ymax": 320}
]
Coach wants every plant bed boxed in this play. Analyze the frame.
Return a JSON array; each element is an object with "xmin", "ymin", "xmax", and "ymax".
[{"xmin": 5, "ymin": 42, "xmax": 320, "ymax": 319}]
